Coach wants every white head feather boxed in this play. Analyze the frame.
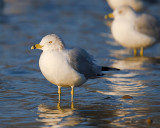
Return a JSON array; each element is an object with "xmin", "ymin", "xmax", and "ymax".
[{"xmin": 40, "ymin": 34, "xmax": 65, "ymax": 51}]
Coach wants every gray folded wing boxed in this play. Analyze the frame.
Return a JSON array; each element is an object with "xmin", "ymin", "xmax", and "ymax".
[
  {"xmin": 68, "ymin": 48, "xmax": 101, "ymax": 79},
  {"xmin": 135, "ymin": 14, "xmax": 160, "ymax": 40}
]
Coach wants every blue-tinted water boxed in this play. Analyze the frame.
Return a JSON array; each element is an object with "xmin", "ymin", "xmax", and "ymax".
[{"xmin": 0, "ymin": 0, "xmax": 160, "ymax": 128}]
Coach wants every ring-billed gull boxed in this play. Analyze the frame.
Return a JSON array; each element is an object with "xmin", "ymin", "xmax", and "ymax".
[
  {"xmin": 105, "ymin": 5, "xmax": 160, "ymax": 56},
  {"xmin": 31, "ymin": 34, "xmax": 119, "ymax": 103},
  {"xmin": 106, "ymin": 0, "xmax": 145, "ymax": 11}
]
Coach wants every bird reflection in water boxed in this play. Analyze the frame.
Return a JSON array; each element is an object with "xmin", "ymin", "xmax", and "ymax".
[
  {"xmin": 111, "ymin": 56, "xmax": 160, "ymax": 70},
  {"xmin": 57, "ymin": 97, "xmax": 75, "ymax": 110},
  {"xmin": 95, "ymin": 55, "xmax": 160, "ymax": 126},
  {"xmin": 37, "ymin": 102, "xmax": 80, "ymax": 128},
  {"xmin": 97, "ymin": 55, "xmax": 160, "ymax": 96}
]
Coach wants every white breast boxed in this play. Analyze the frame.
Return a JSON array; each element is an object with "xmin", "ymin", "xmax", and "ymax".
[
  {"xmin": 112, "ymin": 19, "xmax": 155, "ymax": 49},
  {"xmin": 39, "ymin": 51, "xmax": 86, "ymax": 87}
]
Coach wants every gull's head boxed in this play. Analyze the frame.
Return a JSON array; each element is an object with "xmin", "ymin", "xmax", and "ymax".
[
  {"xmin": 113, "ymin": 6, "xmax": 136, "ymax": 20},
  {"xmin": 31, "ymin": 34, "xmax": 65, "ymax": 51},
  {"xmin": 105, "ymin": 5, "xmax": 136, "ymax": 20}
]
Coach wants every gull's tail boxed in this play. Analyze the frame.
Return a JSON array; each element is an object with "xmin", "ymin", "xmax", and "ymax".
[{"xmin": 101, "ymin": 66, "xmax": 120, "ymax": 71}]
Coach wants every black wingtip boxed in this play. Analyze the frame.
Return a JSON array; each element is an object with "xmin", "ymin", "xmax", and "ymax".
[{"xmin": 101, "ymin": 66, "xmax": 120, "ymax": 71}]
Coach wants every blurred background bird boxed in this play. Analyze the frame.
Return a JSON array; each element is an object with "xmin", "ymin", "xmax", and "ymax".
[
  {"xmin": 106, "ymin": 0, "xmax": 159, "ymax": 12},
  {"xmin": 105, "ymin": 5, "xmax": 160, "ymax": 56}
]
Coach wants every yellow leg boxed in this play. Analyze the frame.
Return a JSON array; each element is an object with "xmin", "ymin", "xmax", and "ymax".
[
  {"xmin": 134, "ymin": 48, "xmax": 137, "ymax": 56},
  {"xmin": 140, "ymin": 47, "xmax": 143, "ymax": 57},
  {"xmin": 57, "ymin": 101, "xmax": 62, "ymax": 110},
  {"xmin": 71, "ymin": 86, "xmax": 75, "ymax": 110},
  {"xmin": 57, "ymin": 86, "xmax": 62, "ymax": 110},
  {"xmin": 71, "ymin": 86, "xmax": 74, "ymax": 102},
  {"xmin": 58, "ymin": 86, "xmax": 61, "ymax": 102},
  {"xmin": 71, "ymin": 101, "xmax": 75, "ymax": 110}
]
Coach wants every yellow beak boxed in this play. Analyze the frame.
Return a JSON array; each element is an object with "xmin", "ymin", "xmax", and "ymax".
[
  {"xmin": 104, "ymin": 13, "xmax": 114, "ymax": 19},
  {"xmin": 31, "ymin": 44, "xmax": 43, "ymax": 49}
]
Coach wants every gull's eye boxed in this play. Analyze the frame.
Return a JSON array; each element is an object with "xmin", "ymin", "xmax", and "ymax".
[
  {"xmin": 118, "ymin": 10, "xmax": 122, "ymax": 14},
  {"xmin": 49, "ymin": 41, "xmax": 52, "ymax": 44}
]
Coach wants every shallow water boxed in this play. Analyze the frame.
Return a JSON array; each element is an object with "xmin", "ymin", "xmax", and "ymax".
[{"xmin": 0, "ymin": 0, "xmax": 160, "ymax": 128}]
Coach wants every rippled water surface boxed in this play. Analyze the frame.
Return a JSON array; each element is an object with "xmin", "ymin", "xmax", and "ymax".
[{"xmin": 0, "ymin": 0, "xmax": 160, "ymax": 128}]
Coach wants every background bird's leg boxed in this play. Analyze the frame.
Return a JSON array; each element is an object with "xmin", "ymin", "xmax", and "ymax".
[
  {"xmin": 57, "ymin": 86, "xmax": 61, "ymax": 110},
  {"xmin": 134, "ymin": 48, "xmax": 137, "ymax": 56},
  {"xmin": 140, "ymin": 47, "xmax": 143, "ymax": 57},
  {"xmin": 71, "ymin": 86, "xmax": 74, "ymax": 102},
  {"xmin": 58, "ymin": 86, "xmax": 61, "ymax": 102},
  {"xmin": 71, "ymin": 101, "xmax": 74, "ymax": 110},
  {"xmin": 71, "ymin": 86, "xmax": 74, "ymax": 109}
]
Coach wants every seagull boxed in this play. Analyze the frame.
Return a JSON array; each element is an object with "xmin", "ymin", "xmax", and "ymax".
[
  {"xmin": 106, "ymin": 0, "xmax": 159, "ymax": 12},
  {"xmin": 31, "ymin": 34, "xmax": 119, "ymax": 103},
  {"xmin": 106, "ymin": 0, "xmax": 145, "ymax": 12},
  {"xmin": 105, "ymin": 5, "xmax": 160, "ymax": 56}
]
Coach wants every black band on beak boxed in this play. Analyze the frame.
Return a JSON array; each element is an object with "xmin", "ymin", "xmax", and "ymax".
[{"xmin": 33, "ymin": 45, "xmax": 36, "ymax": 49}]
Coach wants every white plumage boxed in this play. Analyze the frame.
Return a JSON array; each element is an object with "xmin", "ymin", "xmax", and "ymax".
[
  {"xmin": 39, "ymin": 50, "xmax": 86, "ymax": 88},
  {"xmin": 31, "ymin": 34, "xmax": 119, "ymax": 102},
  {"xmin": 106, "ymin": 0, "xmax": 144, "ymax": 11},
  {"xmin": 107, "ymin": 6, "xmax": 160, "ymax": 56}
]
